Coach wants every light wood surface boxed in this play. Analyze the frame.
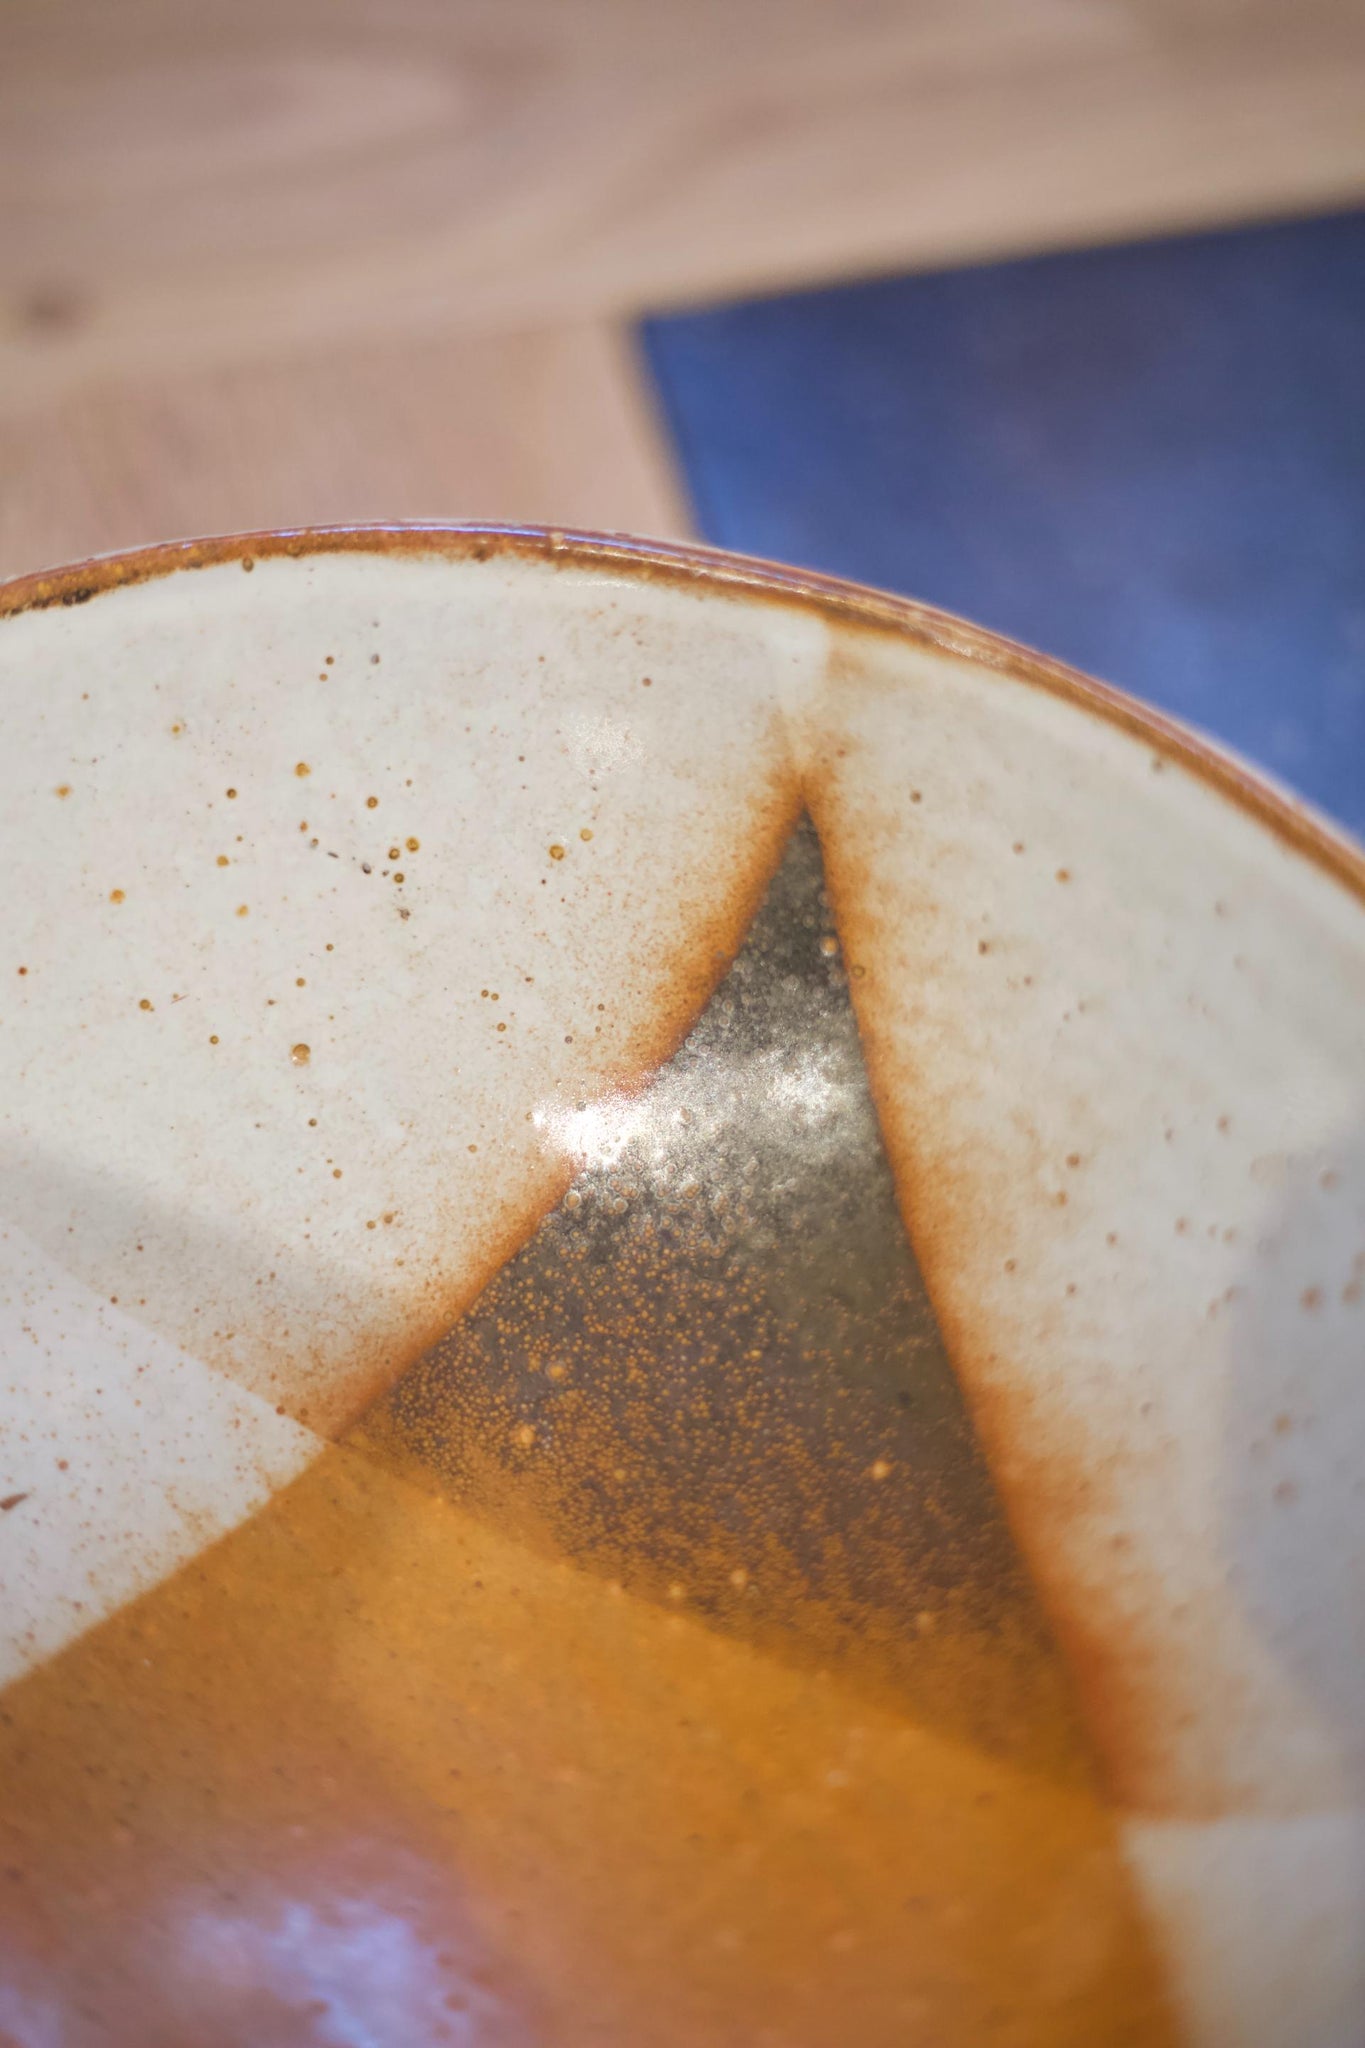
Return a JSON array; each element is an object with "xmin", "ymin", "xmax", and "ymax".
[
  {"xmin": 3, "ymin": 0, "xmax": 1363, "ymax": 574},
  {"xmin": 5, "ymin": 0, "xmax": 1365, "ymax": 404},
  {"xmin": 0, "ymin": 322, "xmax": 689, "ymax": 580}
]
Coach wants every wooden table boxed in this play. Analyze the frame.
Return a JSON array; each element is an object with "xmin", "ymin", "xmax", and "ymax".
[{"xmin": 4, "ymin": 0, "xmax": 1365, "ymax": 575}]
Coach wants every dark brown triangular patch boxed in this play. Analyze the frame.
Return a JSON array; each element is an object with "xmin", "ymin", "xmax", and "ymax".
[{"xmin": 348, "ymin": 817, "xmax": 1090, "ymax": 1779}]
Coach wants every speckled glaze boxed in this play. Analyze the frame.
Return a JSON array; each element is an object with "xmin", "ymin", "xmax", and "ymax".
[{"xmin": 0, "ymin": 528, "xmax": 1361, "ymax": 2048}]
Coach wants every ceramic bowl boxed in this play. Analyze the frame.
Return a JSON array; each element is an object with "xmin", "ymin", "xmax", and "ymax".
[{"xmin": 1, "ymin": 527, "xmax": 1361, "ymax": 2048}]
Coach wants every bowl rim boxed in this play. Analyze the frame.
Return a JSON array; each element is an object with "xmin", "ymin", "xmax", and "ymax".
[{"xmin": 3, "ymin": 520, "xmax": 1362, "ymax": 907}]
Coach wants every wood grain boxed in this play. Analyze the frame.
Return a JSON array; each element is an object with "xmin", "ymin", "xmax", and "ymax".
[
  {"xmin": 4, "ymin": 0, "xmax": 1364, "ymax": 576},
  {"xmin": 3, "ymin": 0, "xmax": 1365, "ymax": 405},
  {"xmin": 0, "ymin": 321, "xmax": 689, "ymax": 580}
]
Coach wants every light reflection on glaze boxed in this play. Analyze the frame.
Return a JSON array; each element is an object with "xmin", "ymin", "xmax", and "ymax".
[{"xmin": 175, "ymin": 1885, "xmax": 521, "ymax": 2048}]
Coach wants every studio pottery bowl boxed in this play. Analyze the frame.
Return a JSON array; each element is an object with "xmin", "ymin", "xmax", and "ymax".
[{"xmin": 0, "ymin": 528, "xmax": 1361, "ymax": 2048}]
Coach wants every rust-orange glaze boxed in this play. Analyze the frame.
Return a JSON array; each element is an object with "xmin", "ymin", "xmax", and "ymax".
[
  {"xmin": 348, "ymin": 824, "xmax": 1081, "ymax": 1780},
  {"xmin": 0, "ymin": 817, "xmax": 1176, "ymax": 2044},
  {"xmin": 0, "ymin": 1443, "xmax": 1172, "ymax": 2047}
]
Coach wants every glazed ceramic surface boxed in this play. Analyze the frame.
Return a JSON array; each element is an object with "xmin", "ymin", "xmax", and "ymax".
[{"xmin": 0, "ymin": 528, "xmax": 1361, "ymax": 2048}]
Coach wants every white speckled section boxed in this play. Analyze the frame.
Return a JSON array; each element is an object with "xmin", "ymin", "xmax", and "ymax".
[
  {"xmin": 802, "ymin": 636, "xmax": 1365, "ymax": 1813},
  {"xmin": 800, "ymin": 630, "xmax": 1365, "ymax": 2045},
  {"xmin": 0, "ymin": 547, "xmax": 825, "ymax": 1677},
  {"xmin": 0, "ymin": 551, "xmax": 825, "ymax": 1419},
  {"xmin": 0, "ymin": 1221, "xmax": 320, "ymax": 1689},
  {"xmin": 1124, "ymin": 1810, "xmax": 1365, "ymax": 2048}
]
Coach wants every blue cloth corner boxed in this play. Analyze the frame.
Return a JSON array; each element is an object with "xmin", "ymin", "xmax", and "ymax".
[{"xmin": 642, "ymin": 212, "xmax": 1365, "ymax": 838}]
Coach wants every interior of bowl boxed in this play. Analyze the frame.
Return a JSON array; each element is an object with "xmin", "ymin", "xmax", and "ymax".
[{"xmin": 0, "ymin": 526, "xmax": 1361, "ymax": 2048}]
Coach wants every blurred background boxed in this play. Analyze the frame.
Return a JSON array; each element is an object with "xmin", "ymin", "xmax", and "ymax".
[{"xmin": 3, "ymin": 0, "xmax": 1364, "ymax": 826}]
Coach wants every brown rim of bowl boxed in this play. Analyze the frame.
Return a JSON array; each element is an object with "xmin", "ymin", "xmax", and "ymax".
[{"xmin": 3, "ymin": 521, "xmax": 1362, "ymax": 906}]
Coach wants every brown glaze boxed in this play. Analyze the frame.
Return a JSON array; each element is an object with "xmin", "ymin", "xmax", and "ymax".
[
  {"xmin": 349, "ymin": 824, "xmax": 1086, "ymax": 1779},
  {"xmin": 0, "ymin": 819, "xmax": 1177, "ymax": 2043},
  {"xmin": 0, "ymin": 1440, "xmax": 1173, "ymax": 2047}
]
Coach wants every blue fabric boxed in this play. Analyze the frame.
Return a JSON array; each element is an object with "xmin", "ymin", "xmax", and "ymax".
[{"xmin": 642, "ymin": 212, "xmax": 1365, "ymax": 837}]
